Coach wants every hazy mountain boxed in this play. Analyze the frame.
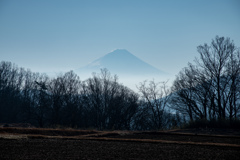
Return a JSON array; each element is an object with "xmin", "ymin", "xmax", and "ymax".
[
  {"xmin": 76, "ymin": 49, "xmax": 169, "ymax": 90},
  {"xmin": 77, "ymin": 49, "xmax": 165, "ymax": 76}
]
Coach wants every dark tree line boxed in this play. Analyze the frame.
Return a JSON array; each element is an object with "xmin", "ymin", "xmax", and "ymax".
[
  {"xmin": 0, "ymin": 63, "xmax": 177, "ymax": 130},
  {"xmin": 1, "ymin": 36, "xmax": 239, "ymax": 130},
  {"xmin": 171, "ymin": 36, "xmax": 240, "ymax": 125}
]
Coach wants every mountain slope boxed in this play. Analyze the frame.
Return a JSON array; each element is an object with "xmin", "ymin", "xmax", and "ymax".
[
  {"xmin": 77, "ymin": 49, "xmax": 166, "ymax": 77},
  {"xmin": 76, "ymin": 49, "xmax": 169, "ymax": 91}
]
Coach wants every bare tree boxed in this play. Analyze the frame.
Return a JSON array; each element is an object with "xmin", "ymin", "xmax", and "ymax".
[
  {"xmin": 0, "ymin": 61, "xmax": 24, "ymax": 123},
  {"xmin": 171, "ymin": 36, "xmax": 240, "ymax": 123},
  {"xmin": 82, "ymin": 69, "xmax": 138, "ymax": 130},
  {"xmin": 196, "ymin": 36, "xmax": 238, "ymax": 120},
  {"xmin": 226, "ymin": 50, "xmax": 240, "ymax": 121},
  {"xmin": 34, "ymin": 74, "xmax": 50, "ymax": 127},
  {"xmin": 62, "ymin": 71, "xmax": 82, "ymax": 128},
  {"xmin": 137, "ymin": 80, "xmax": 171, "ymax": 130},
  {"xmin": 171, "ymin": 64, "xmax": 216, "ymax": 121},
  {"xmin": 49, "ymin": 74, "xmax": 66, "ymax": 126}
]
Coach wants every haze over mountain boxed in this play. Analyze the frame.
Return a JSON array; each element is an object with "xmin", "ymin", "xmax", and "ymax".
[{"xmin": 76, "ymin": 49, "xmax": 170, "ymax": 91}]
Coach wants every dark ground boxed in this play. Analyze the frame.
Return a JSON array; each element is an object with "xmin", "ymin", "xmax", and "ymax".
[{"xmin": 0, "ymin": 127, "xmax": 240, "ymax": 160}]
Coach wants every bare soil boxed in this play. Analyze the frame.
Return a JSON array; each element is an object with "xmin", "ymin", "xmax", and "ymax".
[{"xmin": 0, "ymin": 127, "xmax": 240, "ymax": 159}]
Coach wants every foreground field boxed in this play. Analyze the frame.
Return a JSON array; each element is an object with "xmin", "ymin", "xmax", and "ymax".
[{"xmin": 0, "ymin": 127, "xmax": 240, "ymax": 159}]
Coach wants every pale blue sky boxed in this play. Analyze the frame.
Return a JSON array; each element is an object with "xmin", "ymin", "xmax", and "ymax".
[{"xmin": 1, "ymin": 0, "xmax": 240, "ymax": 78}]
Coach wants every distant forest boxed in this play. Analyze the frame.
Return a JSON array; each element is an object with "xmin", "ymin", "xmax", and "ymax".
[{"xmin": 1, "ymin": 36, "xmax": 240, "ymax": 130}]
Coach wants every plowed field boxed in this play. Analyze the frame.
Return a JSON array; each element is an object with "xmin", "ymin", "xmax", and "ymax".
[{"xmin": 0, "ymin": 127, "xmax": 239, "ymax": 159}]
